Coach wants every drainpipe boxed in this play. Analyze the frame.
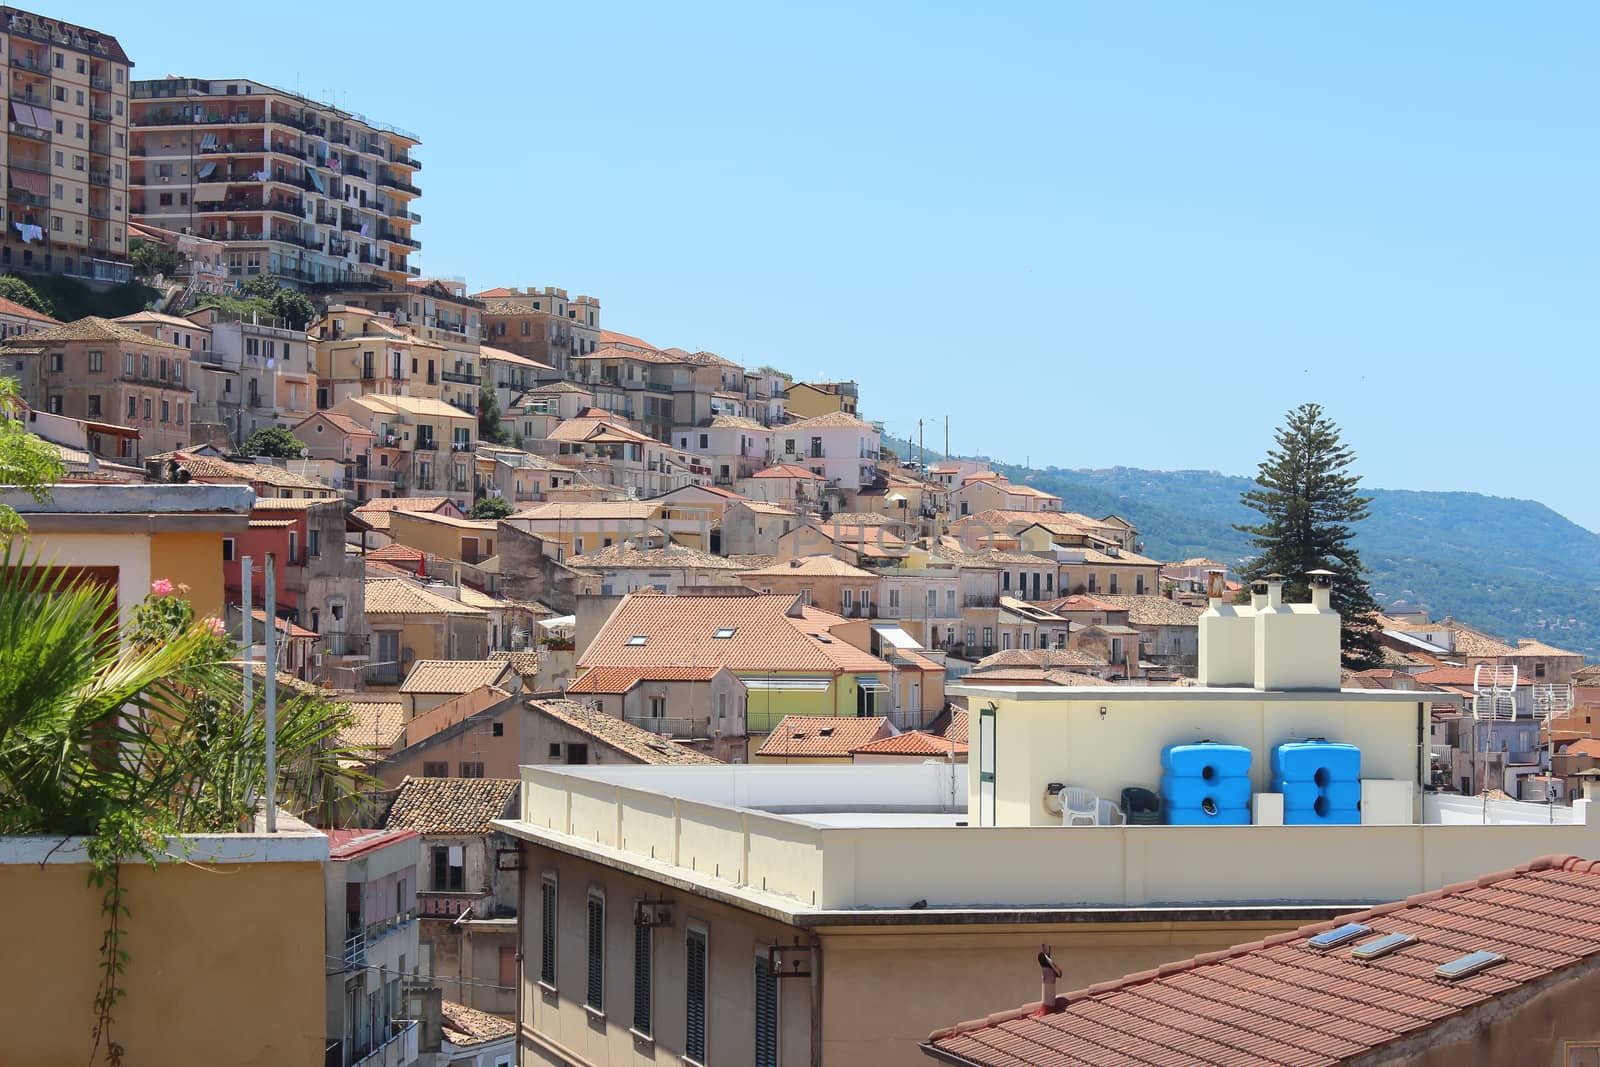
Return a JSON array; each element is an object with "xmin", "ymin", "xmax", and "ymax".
[{"xmin": 810, "ymin": 938, "xmax": 823, "ymax": 1067}]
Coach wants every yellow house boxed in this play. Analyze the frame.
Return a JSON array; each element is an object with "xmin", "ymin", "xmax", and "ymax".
[
  {"xmin": 506, "ymin": 499, "xmax": 663, "ymax": 559},
  {"xmin": 1, "ymin": 815, "xmax": 327, "ymax": 1066},
  {"xmin": 386, "ymin": 510, "xmax": 500, "ymax": 565},
  {"xmin": 785, "ymin": 379, "xmax": 859, "ymax": 419},
  {"xmin": 363, "ymin": 576, "xmax": 490, "ymax": 685},
  {"xmin": 6, "ymin": 483, "xmax": 252, "ymax": 626}
]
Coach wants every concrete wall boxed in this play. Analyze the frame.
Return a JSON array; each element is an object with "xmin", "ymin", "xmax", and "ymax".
[{"xmin": 0, "ymin": 832, "xmax": 325, "ymax": 1066}]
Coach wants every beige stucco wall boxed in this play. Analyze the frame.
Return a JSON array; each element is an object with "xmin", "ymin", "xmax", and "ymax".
[{"xmin": 0, "ymin": 848, "xmax": 324, "ymax": 1066}]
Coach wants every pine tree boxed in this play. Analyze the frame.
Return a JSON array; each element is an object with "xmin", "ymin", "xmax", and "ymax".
[{"xmin": 1235, "ymin": 402, "xmax": 1383, "ymax": 668}]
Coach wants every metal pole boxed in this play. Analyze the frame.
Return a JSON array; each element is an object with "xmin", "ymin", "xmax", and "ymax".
[
  {"xmin": 264, "ymin": 552, "xmax": 278, "ymax": 833},
  {"xmin": 241, "ymin": 555, "xmax": 254, "ymax": 710}
]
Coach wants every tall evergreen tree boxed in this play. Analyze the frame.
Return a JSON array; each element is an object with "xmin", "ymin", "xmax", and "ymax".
[{"xmin": 1235, "ymin": 402, "xmax": 1383, "ymax": 668}]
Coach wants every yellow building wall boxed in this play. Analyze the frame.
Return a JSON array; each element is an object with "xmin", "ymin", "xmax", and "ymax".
[
  {"xmin": 744, "ymin": 674, "xmax": 858, "ymax": 736},
  {"xmin": 149, "ymin": 531, "xmax": 228, "ymax": 621},
  {"xmin": 784, "ymin": 385, "xmax": 846, "ymax": 420},
  {"xmin": 0, "ymin": 857, "xmax": 325, "ymax": 1066},
  {"xmin": 387, "ymin": 511, "xmax": 495, "ymax": 563}
]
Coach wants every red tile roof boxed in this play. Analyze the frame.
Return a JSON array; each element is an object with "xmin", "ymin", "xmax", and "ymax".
[
  {"xmin": 757, "ymin": 715, "xmax": 891, "ymax": 757},
  {"xmin": 598, "ymin": 328, "xmax": 657, "ymax": 351},
  {"xmin": 851, "ymin": 731, "xmax": 966, "ymax": 756},
  {"xmin": 326, "ymin": 827, "xmax": 418, "ymax": 860},
  {"xmin": 580, "ymin": 593, "xmax": 892, "ymax": 675},
  {"xmin": 566, "ymin": 665, "xmax": 725, "ymax": 694},
  {"xmin": 1565, "ymin": 739, "xmax": 1600, "ymax": 758},
  {"xmin": 941, "ymin": 708, "xmax": 969, "ymax": 744},
  {"xmin": 925, "ymin": 855, "xmax": 1600, "ymax": 1067},
  {"xmin": 750, "ymin": 463, "xmax": 824, "ymax": 480},
  {"xmin": 0, "ymin": 296, "xmax": 59, "ymax": 324},
  {"xmin": 1415, "ymin": 666, "xmax": 1533, "ymax": 687}
]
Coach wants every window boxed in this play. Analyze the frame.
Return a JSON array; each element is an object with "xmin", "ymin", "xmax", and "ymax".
[
  {"xmin": 698, "ymin": 433, "xmax": 708, "ymax": 449},
  {"xmin": 48, "ymin": 352, "xmax": 62, "ymax": 372},
  {"xmin": 160, "ymin": 400, "xmax": 169, "ymax": 423},
  {"xmin": 686, "ymin": 928, "xmax": 708, "ymax": 1063},
  {"xmin": 713, "ymin": 627, "xmax": 737, "ymax": 639},
  {"xmin": 126, "ymin": 395, "xmax": 136, "ymax": 418},
  {"xmin": 491, "ymin": 721, "xmax": 504, "ymax": 737},
  {"xmin": 626, "ymin": 635, "xmax": 649, "ymax": 647},
  {"xmin": 586, "ymin": 893, "xmax": 605, "ymax": 1011},
  {"xmin": 46, "ymin": 395, "xmax": 61, "ymax": 414},
  {"xmin": 1109, "ymin": 573, "xmax": 1119, "ymax": 594},
  {"xmin": 633, "ymin": 913, "xmax": 652, "ymax": 1036},
  {"xmin": 539, "ymin": 876, "xmax": 558, "ymax": 985},
  {"xmin": 87, "ymin": 350, "xmax": 102, "ymax": 372},
  {"xmin": 143, "ymin": 398, "xmax": 152, "ymax": 421},
  {"xmin": 1001, "ymin": 632, "xmax": 1012, "ymax": 650},
  {"xmin": 86, "ymin": 395, "xmax": 101, "ymax": 417},
  {"xmin": 1001, "ymin": 572, "xmax": 1011, "ymax": 591},
  {"xmin": 459, "ymin": 761, "xmax": 485, "ymax": 778},
  {"xmin": 422, "ymin": 760, "xmax": 447, "ymax": 777},
  {"xmin": 430, "ymin": 845, "xmax": 464, "ymax": 891},
  {"xmin": 547, "ymin": 743, "xmax": 562, "ymax": 759},
  {"xmin": 755, "ymin": 953, "xmax": 779, "ymax": 1067},
  {"xmin": 222, "ymin": 537, "xmax": 235, "ymax": 562},
  {"xmin": 1135, "ymin": 573, "xmax": 1145, "ymax": 595}
]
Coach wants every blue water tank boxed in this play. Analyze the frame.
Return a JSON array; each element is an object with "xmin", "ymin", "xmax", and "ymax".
[
  {"xmin": 1272, "ymin": 740, "xmax": 1361, "ymax": 825},
  {"xmin": 1162, "ymin": 742, "xmax": 1252, "ymax": 780},
  {"xmin": 1161, "ymin": 742, "xmax": 1253, "ymax": 825}
]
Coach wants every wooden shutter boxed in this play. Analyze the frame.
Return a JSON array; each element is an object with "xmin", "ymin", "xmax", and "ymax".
[
  {"xmin": 585, "ymin": 896, "xmax": 604, "ymax": 1009},
  {"xmin": 632, "ymin": 921, "xmax": 652, "ymax": 1035},
  {"xmin": 685, "ymin": 930, "xmax": 707, "ymax": 1062},
  {"xmin": 539, "ymin": 880, "xmax": 556, "ymax": 984},
  {"xmin": 755, "ymin": 954, "xmax": 779, "ymax": 1067}
]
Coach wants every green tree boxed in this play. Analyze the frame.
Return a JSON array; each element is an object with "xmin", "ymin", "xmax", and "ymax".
[
  {"xmin": 479, "ymin": 382, "xmax": 509, "ymax": 444},
  {"xmin": 241, "ymin": 426, "xmax": 307, "ymax": 458},
  {"xmin": 0, "ymin": 274, "xmax": 54, "ymax": 317},
  {"xmin": 1235, "ymin": 402, "xmax": 1383, "ymax": 668},
  {"xmin": 128, "ymin": 239, "xmax": 179, "ymax": 279},
  {"xmin": 469, "ymin": 495, "xmax": 514, "ymax": 520},
  {"xmin": 0, "ymin": 377, "xmax": 65, "ymax": 533},
  {"xmin": 265, "ymin": 286, "xmax": 316, "ymax": 330}
]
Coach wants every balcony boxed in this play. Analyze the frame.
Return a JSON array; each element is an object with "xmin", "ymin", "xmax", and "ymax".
[
  {"xmin": 440, "ymin": 368, "xmax": 480, "ymax": 385},
  {"xmin": 348, "ymin": 1020, "xmax": 419, "ymax": 1067},
  {"xmin": 7, "ymin": 123, "xmax": 49, "ymax": 143},
  {"xmin": 964, "ymin": 594, "xmax": 999, "ymax": 608},
  {"xmin": 414, "ymin": 439, "xmax": 439, "ymax": 451},
  {"xmin": 90, "ymin": 108, "xmax": 113, "ymax": 125},
  {"xmin": 89, "ymin": 170, "xmax": 111, "ymax": 187},
  {"xmin": 8, "ymin": 156, "xmax": 50, "ymax": 175},
  {"xmin": 624, "ymin": 716, "xmax": 710, "ymax": 739},
  {"xmin": 417, "ymin": 889, "xmax": 493, "ymax": 920},
  {"xmin": 90, "ymin": 76, "xmax": 112, "ymax": 92},
  {"xmin": 388, "ymin": 154, "xmax": 421, "ymax": 170},
  {"xmin": 376, "ymin": 172, "xmax": 420, "ymax": 196},
  {"xmin": 843, "ymin": 604, "xmax": 881, "ymax": 619},
  {"xmin": 447, "ymin": 398, "xmax": 476, "ymax": 415},
  {"xmin": 341, "ymin": 928, "xmax": 366, "ymax": 970},
  {"xmin": 449, "ymin": 440, "xmax": 473, "ymax": 452},
  {"xmin": 319, "ymin": 631, "xmax": 370, "ymax": 656}
]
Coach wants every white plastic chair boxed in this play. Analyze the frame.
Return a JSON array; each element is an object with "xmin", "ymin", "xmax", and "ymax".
[
  {"xmin": 1061, "ymin": 787, "xmax": 1099, "ymax": 826},
  {"xmin": 1097, "ymin": 798, "xmax": 1126, "ymax": 826}
]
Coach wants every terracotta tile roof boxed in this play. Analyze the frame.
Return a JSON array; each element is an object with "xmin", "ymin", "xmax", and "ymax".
[
  {"xmin": 1043, "ymin": 670, "xmax": 1119, "ymax": 687},
  {"xmin": 353, "ymin": 496, "xmax": 456, "ymax": 514},
  {"xmin": 1563, "ymin": 739, "xmax": 1600, "ymax": 758},
  {"xmin": 1506, "ymin": 639, "xmax": 1584, "ymax": 659},
  {"xmin": 566, "ymin": 543, "xmax": 745, "ymax": 570},
  {"xmin": 523, "ymin": 381, "xmax": 593, "ymax": 395},
  {"xmin": 0, "ymin": 296, "xmax": 59, "ymax": 324},
  {"xmin": 17, "ymin": 315, "xmax": 185, "ymax": 350},
  {"xmin": 566, "ymin": 665, "xmax": 725, "ymax": 694},
  {"xmin": 580, "ymin": 592, "xmax": 892, "ymax": 674},
  {"xmin": 529, "ymin": 699, "xmax": 721, "ymax": 764},
  {"xmin": 824, "ymin": 512, "xmax": 898, "ymax": 526},
  {"xmin": 490, "ymin": 650, "xmax": 542, "ymax": 678},
  {"xmin": 1573, "ymin": 665, "xmax": 1600, "ymax": 686},
  {"xmin": 367, "ymin": 543, "xmax": 426, "ymax": 564},
  {"xmin": 708, "ymin": 414, "xmax": 767, "ymax": 431},
  {"xmin": 364, "ymin": 577, "xmax": 486, "ymax": 617},
  {"xmin": 740, "ymin": 555, "xmax": 876, "ymax": 578},
  {"xmin": 337, "ymin": 700, "xmax": 405, "ymax": 750},
  {"xmin": 573, "ymin": 344, "xmax": 680, "ymax": 365},
  {"xmin": 925, "ymin": 855, "xmax": 1600, "ymax": 1067},
  {"xmin": 941, "ymin": 708, "xmax": 969, "ymax": 744},
  {"xmin": 749, "ymin": 464, "xmax": 823, "ymax": 479},
  {"xmin": 1082, "ymin": 594, "xmax": 1202, "ymax": 627},
  {"xmin": 1414, "ymin": 666, "xmax": 1532, "ymax": 687},
  {"xmin": 757, "ymin": 715, "xmax": 891, "ymax": 757},
  {"xmin": 1046, "ymin": 595, "xmax": 1127, "ymax": 614},
  {"xmin": 851, "ymin": 730, "xmax": 966, "ymax": 756},
  {"xmin": 440, "ymin": 1000, "xmax": 516, "ymax": 1048},
  {"xmin": 736, "ymin": 501, "xmax": 797, "ymax": 516},
  {"xmin": 365, "ymin": 560, "xmax": 415, "ymax": 580},
  {"xmin": 789, "ymin": 411, "xmax": 875, "ymax": 430},
  {"xmin": 974, "ymin": 648, "xmax": 1108, "ymax": 671},
  {"xmin": 1451, "ymin": 628, "xmax": 1520, "ymax": 658},
  {"xmin": 513, "ymin": 501, "xmax": 660, "ymax": 522},
  {"xmin": 677, "ymin": 349, "xmax": 741, "ymax": 367},
  {"xmin": 598, "ymin": 329, "xmax": 657, "ymax": 351},
  {"xmin": 399, "ymin": 659, "xmax": 513, "ymax": 695},
  {"xmin": 303, "ymin": 411, "xmax": 374, "ymax": 437},
  {"xmin": 384, "ymin": 776, "xmax": 519, "ymax": 835},
  {"xmin": 479, "ymin": 344, "xmax": 554, "ymax": 371}
]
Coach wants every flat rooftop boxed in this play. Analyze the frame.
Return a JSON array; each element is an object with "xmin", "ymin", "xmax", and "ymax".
[{"xmin": 495, "ymin": 763, "xmax": 1600, "ymax": 925}]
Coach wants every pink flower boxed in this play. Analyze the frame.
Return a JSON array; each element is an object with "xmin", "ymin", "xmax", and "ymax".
[
  {"xmin": 150, "ymin": 579, "xmax": 175, "ymax": 597},
  {"xmin": 203, "ymin": 617, "xmax": 226, "ymax": 637}
]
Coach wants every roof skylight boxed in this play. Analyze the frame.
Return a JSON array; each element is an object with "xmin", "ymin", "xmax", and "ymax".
[
  {"xmin": 713, "ymin": 627, "xmax": 737, "ymax": 639},
  {"xmin": 1434, "ymin": 950, "xmax": 1504, "ymax": 981},
  {"xmin": 1351, "ymin": 932, "xmax": 1417, "ymax": 962},
  {"xmin": 1307, "ymin": 923, "xmax": 1371, "ymax": 951},
  {"xmin": 626, "ymin": 635, "xmax": 648, "ymax": 646}
]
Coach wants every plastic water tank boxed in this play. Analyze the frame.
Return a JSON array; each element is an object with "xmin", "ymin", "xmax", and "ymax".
[
  {"xmin": 1161, "ymin": 742, "xmax": 1252, "ymax": 825},
  {"xmin": 1272, "ymin": 740, "xmax": 1360, "ymax": 825}
]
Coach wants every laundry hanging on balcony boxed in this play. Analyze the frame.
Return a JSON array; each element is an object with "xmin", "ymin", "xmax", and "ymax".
[
  {"xmin": 251, "ymin": 170, "xmax": 270, "ymax": 182},
  {"xmin": 197, "ymin": 162, "xmax": 216, "ymax": 179},
  {"xmin": 198, "ymin": 132, "xmax": 218, "ymax": 150},
  {"xmin": 306, "ymin": 170, "xmax": 325, "ymax": 194},
  {"xmin": 13, "ymin": 222, "xmax": 43, "ymax": 243}
]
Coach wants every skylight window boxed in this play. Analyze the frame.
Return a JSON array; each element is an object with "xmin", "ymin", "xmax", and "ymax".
[
  {"xmin": 1435, "ymin": 950, "xmax": 1504, "ymax": 981},
  {"xmin": 1307, "ymin": 923, "xmax": 1371, "ymax": 951},
  {"xmin": 626, "ymin": 635, "xmax": 648, "ymax": 646},
  {"xmin": 713, "ymin": 627, "xmax": 737, "ymax": 639},
  {"xmin": 1351, "ymin": 932, "xmax": 1417, "ymax": 962}
]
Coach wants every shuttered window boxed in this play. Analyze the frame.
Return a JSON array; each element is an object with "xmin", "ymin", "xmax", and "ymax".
[
  {"xmin": 686, "ymin": 928, "xmax": 707, "ymax": 1063},
  {"xmin": 632, "ymin": 919, "xmax": 652, "ymax": 1035},
  {"xmin": 539, "ymin": 878, "xmax": 556, "ymax": 985},
  {"xmin": 755, "ymin": 953, "xmax": 779, "ymax": 1067},
  {"xmin": 586, "ymin": 894, "xmax": 605, "ymax": 1010}
]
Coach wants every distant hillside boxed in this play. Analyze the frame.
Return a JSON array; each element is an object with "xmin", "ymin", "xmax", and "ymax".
[
  {"xmin": 1009, "ymin": 465, "xmax": 1600, "ymax": 661},
  {"xmin": 886, "ymin": 438, "xmax": 1598, "ymax": 658}
]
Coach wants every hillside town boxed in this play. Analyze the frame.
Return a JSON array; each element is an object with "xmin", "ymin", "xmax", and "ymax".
[{"xmin": 4, "ymin": 8, "xmax": 1600, "ymax": 1067}]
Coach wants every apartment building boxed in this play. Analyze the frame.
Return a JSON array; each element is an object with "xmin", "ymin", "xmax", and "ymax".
[
  {"xmin": 335, "ymin": 280, "xmax": 487, "ymax": 417},
  {"xmin": 333, "ymin": 393, "xmax": 477, "ymax": 503},
  {"xmin": 129, "ymin": 76, "xmax": 420, "ymax": 289},
  {"xmin": 0, "ymin": 8, "xmax": 133, "ymax": 281},
  {"xmin": 785, "ymin": 378, "xmax": 858, "ymax": 418},
  {"xmin": 477, "ymin": 286, "xmax": 601, "ymax": 375},
  {"xmin": 3, "ymin": 315, "xmax": 193, "ymax": 453},
  {"xmin": 771, "ymin": 411, "xmax": 882, "ymax": 491}
]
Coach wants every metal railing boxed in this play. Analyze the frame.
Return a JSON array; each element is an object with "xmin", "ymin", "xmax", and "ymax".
[
  {"xmin": 342, "ymin": 928, "xmax": 366, "ymax": 969},
  {"xmin": 963, "ymin": 594, "xmax": 999, "ymax": 608},
  {"xmin": 440, "ymin": 369, "xmax": 480, "ymax": 385},
  {"xmin": 623, "ymin": 716, "xmax": 709, "ymax": 738},
  {"xmin": 416, "ymin": 890, "xmax": 492, "ymax": 919}
]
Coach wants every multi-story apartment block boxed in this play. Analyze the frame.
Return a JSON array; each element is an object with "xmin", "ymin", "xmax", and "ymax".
[
  {"xmin": 3, "ymin": 316, "xmax": 192, "ymax": 453},
  {"xmin": 128, "ymin": 77, "xmax": 420, "ymax": 290},
  {"xmin": 771, "ymin": 411, "xmax": 882, "ymax": 491},
  {"xmin": 336, "ymin": 279, "xmax": 487, "ymax": 416},
  {"xmin": 187, "ymin": 306, "xmax": 315, "ymax": 445},
  {"xmin": 333, "ymin": 393, "xmax": 476, "ymax": 505},
  {"xmin": 0, "ymin": 8, "xmax": 133, "ymax": 281},
  {"xmin": 477, "ymin": 286, "xmax": 600, "ymax": 375}
]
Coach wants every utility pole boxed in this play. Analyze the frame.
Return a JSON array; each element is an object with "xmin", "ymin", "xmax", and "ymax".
[
  {"xmin": 918, "ymin": 419, "xmax": 924, "ymax": 469},
  {"xmin": 944, "ymin": 415, "xmax": 949, "ymax": 463},
  {"xmin": 264, "ymin": 552, "xmax": 278, "ymax": 834}
]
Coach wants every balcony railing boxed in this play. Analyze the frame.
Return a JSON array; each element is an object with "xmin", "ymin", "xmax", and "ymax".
[
  {"xmin": 342, "ymin": 928, "xmax": 366, "ymax": 970},
  {"xmin": 417, "ymin": 890, "xmax": 493, "ymax": 919},
  {"xmin": 377, "ymin": 173, "xmax": 421, "ymax": 196},
  {"xmin": 963, "ymin": 594, "xmax": 999, "ymax": 608},
  {"xmin": 320, "ymin": 631, "xmax": 370, "ymax": 656},
  {"xmin": 623, "ymin": 716, "xmax": 710, "ymax": 738},
  {"xmin": 440, "ymin": 369, "xmax": 479, "ymax": 385},
  {"xmin": 7, "ymin": 123, "xmax": 49, "ymax": 143},
  {"xmin": 414, "ymin": 439, "xmax": 438, "ymax": 451},
  {"xmin": 349, "ymin": 1019, "xmax": 419, "ymax": 1067},
  {"xmin": 365, "ymin": 664, "xmax": 402, "ymax": 686}
]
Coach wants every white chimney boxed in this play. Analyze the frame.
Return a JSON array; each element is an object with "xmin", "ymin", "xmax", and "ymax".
[
  {"xmin": 1254, "ymin": 572, "xmax": 1341, "ymax": 690},
  {"xmin": 1197, "ymin": 569, "xmax": 1254, "ymax": 687}
]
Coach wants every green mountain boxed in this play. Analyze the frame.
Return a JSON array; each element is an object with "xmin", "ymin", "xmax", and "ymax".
[{"xmin": 1001, "ymin": 464, "xmax": 1600, "ymax": 660}]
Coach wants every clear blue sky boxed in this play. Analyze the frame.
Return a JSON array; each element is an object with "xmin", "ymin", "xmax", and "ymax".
[{"xmin": 79, "ymin": 1, "xmax": 1600, "ymax": 528}]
